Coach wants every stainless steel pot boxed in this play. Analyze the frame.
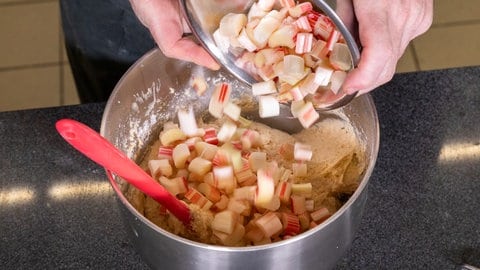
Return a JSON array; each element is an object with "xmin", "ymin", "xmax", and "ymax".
[{"xmin": 100, "ymin": 48, "xmax": 379, "ymax": 270}]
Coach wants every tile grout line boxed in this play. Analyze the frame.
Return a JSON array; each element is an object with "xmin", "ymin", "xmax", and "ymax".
[
  {"xmin": 58, "ymin": 8, "xmax": 65, "ymax": 106},
  {"xmin": 0, "ymin": 0, "xmax": 57, "ymax": 7},
  {"xmin": 409, "ymin": 42, "xmax": 421, "ymax": 71},
  {"xmin": 0, "ymin": 62, "xmax": 67, "ymax": 72},
  {"xmin": 431, "ymin": 19, "xmax": 480, "ymax": 29}
]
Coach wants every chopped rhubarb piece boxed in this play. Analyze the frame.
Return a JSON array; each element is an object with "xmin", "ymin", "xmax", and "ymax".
[
  {"xmin": 219, "ymin": 13, "xmax": 247, "ymax": 38},
  {"xmin": 289, "ymin": 2, "xmax": 313, "ymax": 17},
  {"xmin": 203, "ymin": 172, "xmax": 215, "ymax": 186},
  {"xmin": 255, "ymin": 167, "xmax": 275, "ymax": 207},
  {"xmin": 213, "ymin": 29, "xmax": 231, "ymax": 54},
  {"xmin": 148, "ymin": 159, "xmax": 173, "ymax": 178},
  {"xmin": 280, "ymin": 55, "xmax": 307, "ymax": 85},
  {"xmin": 310, "ymin": 207, "xmax": 331, "ymax": 222},
  {"xmin": 209, "ymin": 83, "xmax": 232, "ymax": 118},
  {"xmin": 212, "ymin": 150, "xmax": 229, "ymax": 167},
  {"xmin": 292, "ymin": 162, "xmax": 308, "ymax": 177},
  {"xmin": 259, "ymin": 95, "xmax": 280, "ymax": 118},
  {"xmin": 252, "ymin": 12, "xmax": 282, "ymax": 47},
  {"xmin": 203, "ymin": 127, "xmax": 219, "ymax": 145},
  {"xmin": 159, "ymin": 128, "xmax": 186, "ymax": 146},
  {"xmin": 231, "ymin": 140, "xmax": 243, "ymax": 151},
  {"xmin": 235, "ymin": 167, "xmax": 257, "ymax": 186},
  {"xmin": 215, "ymin": 223, "xmax": 245, "ymax": 246},
  {"xmin": 184, "ymin": 137, "xmax": 202, "ymax": 151},
  {"xmin": 255, "ymin": 212, "xmax": 283, "ymax": 238},
  {"xmin": 290, "ymin": 195, "xmax": 307, "ymax": 215},
  {"xmin": 177, "ymin": 106, "xmax": 198, "ymax": 137},
  {"xmin": 312, "ymin": 14, "xmax": 335, "ymax": 40},
  {"xmin": 191, "ymin": 76, "xmax": 208, "ymax": 96},
  {"xmin": 289, "ymin": 86, "xmax": 305, "ymax": 101},
  {"xmin": 305, "ymin": 199, "xmax": 315, "ymax": 211},
  {"xmin": 257, "ymin": 65, "xmax": 277, "ymax": 81},
  {"xmin": 157, "ymin": 146, "xmax": 173, "ymax": 160},
  {"xmin": 266, "ymin": 161, "xmax": 280, "ymax": 184},
  {"xmin": 233, "ymin": 185, "xmax": 256, "ymax": 202},
  {"xmin": 279, "ymin": 0, "xmax": 295, "ymax": 8},
  {"xmin": 282, "ymin": 212, "xmax": 301, "ymax": 236},
  {"xmin": 252, "ymin": 80, "xmax": 277, "ymax": 96},
  {"xmin": 325, "ymin": 30, "xmax": 341, "ymax": 52},
  {"xmin": 237, "ymin": 116, "xmax": 252, "ymax": 128},
  {"xmin": 217, "ymin": 120, "xmax": 237, "ymax": 143},
  {"xmin": 314, "ymin": 65, "xmax": 334, "ymax": 86},
  {"xmin": 303, "ymin": 53, "xmax": 318, "ymax": 68},
  {"xmin": 296, "ymin": 101, "xmax": 319, "ymax": 128},
  {"xmin": 257, "ymin": 0, "xmax": 276, "ymax": 11},
  {"xmin": 294, "ymin": 142, "xmax": 313, "ymax": 161},
  {"xmin": 213, "ymin": 166, "xmax": 236, "ymax": 194},
  {"xmin": 188, "ymin": 157, "xmax": 212, "ymax": 177},
  {"xmin": 195, "ymin": 141, "xmax": 218, "ymax": 161},
  {"xmin": 220, "ymin": 142, "xmax": 243, "ymax": 171},
  {"xmin": 184, "ymin": 187, "xmax": 211, "ymax": 208},
  {"xmin": 159, "ymin": 176, "xmax": 188, "ymax": 196},
  {"xmin": 197, "ymin": 182, "xmax": 221, "ymax": 203},
  {"xmin": 298, "ymin": 212, "xmax": 311, "ymax": 230},
  {"xmin": 299, "ymin": 73, "xmax": 320, "ymax": 95},
  {"xmin": 275, "ymin": 181, "xmax": 292, "ymax": 203},
  {"xmin": 172, "ymin": 143, "xmax": 190, "ymax": 169},
  {"xmin": 237, "ymin": 27, "xmax": 259, "ymax": 52},
  {"xmin": 295, "ymin": 32, "xmax": 314, "ymax": 54},
  {"xmin": 214, "ymin": 195, "xmax": 229, "ymax": 211},
  {"xmin": 175, "ymin": 168, "xmax": 189, "ymax": 179},
  {"xmin": 259, "ymin": 195, "xmax": 281, "ymax": 211},
  {"xmin": 279, "ymin": 168, "xmax": 292, "ymax": 182},
  {"xmin": 254, "ymin": 48, "xmax": 285, "ymax": 68},
  {"xmin": 295, "ymin": 15, "xmax": 312, "ymax": 32},
  {"xmin": 290, "ymin": 99, "xmax": 306, "ymax": 118},
  {"xmin": 228, "ymin": 199, "xmax": 251, "ymax": 216},
  {"xmin": 247, "ymin": 3, "xmax": 268, "ymax": 21},
  {"xmin": 188, "ymin": 172, "xmax": 203, "ymax": 182},
  {"xmin": 248, "ymin": 151, "xmax": 267, "ymax": 172},
  {"xmin": 276, "ymin": 89, "xmax": 294, "ymax": 103},
  {"xmin": 268, "ymin": 25, "xmax": 297, "ymax": 49},
  {"xmin": 240, "ymin": 129, "xmax": 261, "ymax": 150},
  {"xmin": 329, "ymin": 43, "xmax": 352, "ymax": 71},
  {"xmin": 223, "ymin": 102, "xmax": 242, "ymax": 121},
  {"xmin": 291, "ymin": 183, "xmax": 312, "ymax": 198},
  {"xmin": 211, "ymin": 210, "xmax": 238, "ymax": 234},
  {"xmin": 245, "ymin": 225, "xmax": 265, "ymax": 242},
  {"xmin": 329, "ymin": 70, "xmax": 347, "ymax": 94},
  {"xmin": 309, "ymin": 39, "xmax": 328, "ymax": 60}
]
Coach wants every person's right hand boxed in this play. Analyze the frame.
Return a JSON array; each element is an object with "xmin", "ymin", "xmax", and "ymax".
[
  {"xmin": 129, "ymin": 0, "xmax": 220, "ymax": 70},
  {"xmin": 341, "ymin": 0, "xmax": 433, "ymax": 96}
]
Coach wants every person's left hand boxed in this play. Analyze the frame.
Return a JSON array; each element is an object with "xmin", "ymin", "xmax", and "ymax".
[{"xmin": 129, "ymin": 0, "xmax": 220, "ymax": 70}]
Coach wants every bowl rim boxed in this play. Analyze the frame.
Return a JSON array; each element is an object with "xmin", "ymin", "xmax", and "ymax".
[{"xmin": 100, "ymin": 48, "xmax": 380, "ymax": 251}]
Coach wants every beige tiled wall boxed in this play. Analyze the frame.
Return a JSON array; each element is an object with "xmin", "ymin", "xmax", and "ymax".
[{"xmin": 1, "ymin": 0, "xmax": 479, "ymax": 112}]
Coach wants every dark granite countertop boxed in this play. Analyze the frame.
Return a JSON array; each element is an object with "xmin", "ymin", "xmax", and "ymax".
[{"xmin": 1, "ymin": 66, "xmax": 479, "ymax": 269}]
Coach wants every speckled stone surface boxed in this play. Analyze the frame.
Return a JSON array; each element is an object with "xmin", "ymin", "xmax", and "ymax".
[{"xmin": 1, "ymin": 67, "xmax": 479, "ymax": 269}]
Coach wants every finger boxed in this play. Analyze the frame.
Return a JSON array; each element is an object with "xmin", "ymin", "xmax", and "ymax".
[
  {"xmin": 166, "ymin": 38, "xmax": 221, "ymax": 70},
  {"xmin": 131, "ymin": 0, "xmax": 220, "ymax": 70},
  {"xmin": 343, "ymin": 43, "xmax": 396, "ymax": 95}
]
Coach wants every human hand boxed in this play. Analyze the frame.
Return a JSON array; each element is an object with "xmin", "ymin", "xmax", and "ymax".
[
  {"xmin": 129, "ymin": 0, "xmax": 220, "ymax": 70},
  {"xmin": 342, "ymin": 0, "xmax": 433, "ymax": 96}
]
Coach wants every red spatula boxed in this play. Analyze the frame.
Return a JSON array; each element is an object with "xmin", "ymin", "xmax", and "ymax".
[{"xmin": 56, "ymin": 119, "xmax": 191, "ymax": 225}]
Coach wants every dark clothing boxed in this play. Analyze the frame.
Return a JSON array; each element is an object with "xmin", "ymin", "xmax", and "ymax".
[{"xmin": 60, "ymin": 0, "xmax": 156, "ymax": 103}]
